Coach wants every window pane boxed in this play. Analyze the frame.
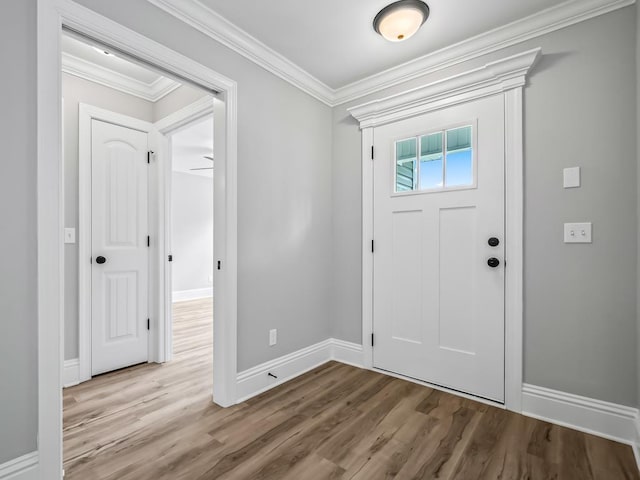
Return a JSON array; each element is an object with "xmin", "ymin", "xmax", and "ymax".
[
  {"xmin": 446, "ymin": 126, "xmax": 473, "ymax": 187},
  {"xmin": 419, "ymin": 132, "xmax": 443, "ymax": 190},
  {"xmin": 396, "ymin": 138, "xmax": 417, "ymax": 192}
]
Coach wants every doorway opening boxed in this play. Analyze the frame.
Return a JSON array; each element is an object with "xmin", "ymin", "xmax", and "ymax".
[
  {"xmin": 167, "ymin": 116, "xmax": 214, "ymax": 363},
  {"xmin": 59, "ymin": 30, "xmax": 221, "ymax": 477},
  {"xmin": 38, "ymin": 4, "xmax": 239, "ymax": 474}
]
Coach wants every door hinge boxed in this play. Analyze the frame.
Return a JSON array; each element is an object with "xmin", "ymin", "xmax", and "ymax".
[
  {"xmin": 371, "ymin": 333, "xmax": 374, "ymax": 347},
  {"xmin": 147, "ymin": 150, "xmax": 154, "ymax": 164},
  {"xmin": 147, "ymin": 235, "xmax": 150, "ymax": 247},
  {"xmin": 217, "ymin": 260, "xmax": 221, "ymax": 270},
  {"xmin": 147, "ymin": 318, "xmax": 150, "ymax": 330},
  {"xmin": 371, "ymin": 145, "xmax": 374, "ymax": 160},
  {"xmin": 168, "ymin": 254, "xmax": 173, "ymax": 262},
  {"xmin": 371, "ymin": 240, "xmax": 374, "ymax": 253}
]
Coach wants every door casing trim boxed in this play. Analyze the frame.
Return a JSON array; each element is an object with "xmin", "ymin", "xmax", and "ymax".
[
  {"xmin": 349, "ymin": 48, "xmax": 541, "ymax": 412},
  {"xmin": 37, "ymin": 1, "xmax": 238, "ymax": 477},
  {"xmin": 77, "ymin": 98, "xmax": 216, "ymax": 379}
]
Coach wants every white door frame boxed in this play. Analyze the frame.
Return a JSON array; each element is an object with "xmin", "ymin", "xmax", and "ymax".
[
  {"xmin": 349, "ymin": 48, "xmax": 541, "ymax": 413},
  {"xmin": 78, "ymin": 99, "xmax": 217, "ymax": 381},
  {"xmin": 154, "ymin": 96, "xmax": 215, "ymax": 364},
  {"xmin": 77, "ymin": 104, "xmax": 155, "ymax": 382},
  {"xmin": 37, "ymin": 0, "xmax": 238, "ymax": 477}
]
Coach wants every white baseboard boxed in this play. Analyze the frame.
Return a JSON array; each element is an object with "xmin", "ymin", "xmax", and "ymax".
[
  {"xmin": 235, "ymin": 338, "xmax": 364, "ymax": 403},
  {"xmin": 0, "ymin": 451, "xmax": 38, "ymax": 480},
  {"xmin": 63, "ymin": 358, "xmax": 80, "ymax": 388},
  {"xmin": 172, "ymin": 287, "xmax": 213, "ymax": 302},
  {"xmin": 330, "ymin": 339, "xmax": 364, "ymax": 368},
  {"xmin": 522, "ymin": 384, "xmax": 639, "ymax": 445},
  {"xmin": 633, "ymin": 416, "xmax": 640, "ymax": 472},
  {"xmin": 236, "ymin": 339, "xmax": 333, "ymax": 403}
]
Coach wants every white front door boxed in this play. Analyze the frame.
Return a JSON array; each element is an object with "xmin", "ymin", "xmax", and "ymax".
[
  {"xmin": 91, "ymin": 119, "xmax": 149, "ymax": 376},
  {"xmin": 372, "ymin": 95, "xmax": 505, "ymax": 402}
]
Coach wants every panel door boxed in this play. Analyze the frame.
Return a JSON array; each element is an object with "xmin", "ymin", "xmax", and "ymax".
[
  {"xmin": 372, "ymin": 95, "xmax": 505, "ymax": 402},
  {"xmin": 91, "ymin": 119, "xmax": 149, "ymax": 376}
]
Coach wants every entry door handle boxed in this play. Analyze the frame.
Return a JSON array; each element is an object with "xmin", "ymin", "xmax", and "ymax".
[
  {"xmin": 96, "ymin": 256, "xmax": 107, "ymax": 264},
  {"xmin": 487, "ymin": 257, "xmax": 500, "ymax": 268}
]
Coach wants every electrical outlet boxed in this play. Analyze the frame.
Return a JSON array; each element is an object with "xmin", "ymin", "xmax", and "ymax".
[{"xmin": 269, "ymin": 329, "xmax": 277, "ymax": 346}]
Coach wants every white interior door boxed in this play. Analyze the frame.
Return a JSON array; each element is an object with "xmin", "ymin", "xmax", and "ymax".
[
  {"xmin": 373, "ymin": 95, "xmax": 505, "ymax": 402},
  {"xmin": 91, "ymin": 119, "xmax": 149, "ymax": 376}
]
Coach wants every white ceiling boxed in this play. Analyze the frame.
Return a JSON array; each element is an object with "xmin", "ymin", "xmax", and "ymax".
[
  {"xmin": 198, "ymin": 0, "xmax": 562, "ymax": 88},
  {"xmin": 172, "ymin": 116, "xmax": 214, "ymax": 178},
  {"xmin": 63, "ymin": 34, "xmax": 163, "ymax": 84},
  {"xmin": 62, "ymin": 34, "xmax": 181, "ymax": 101}
]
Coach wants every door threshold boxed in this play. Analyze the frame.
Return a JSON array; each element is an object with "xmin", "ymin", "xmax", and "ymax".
[
  {"xmin": 371, "ymin": 367, "xmax": 505, "ymax": 409},
  {"xmin": 91, "ymin": 361, "xmax": 151, "ymax": 379}
]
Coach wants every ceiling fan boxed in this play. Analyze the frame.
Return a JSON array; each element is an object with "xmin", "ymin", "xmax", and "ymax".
[{"xmin": 190, "ymin": 155, "xmax": 214, "ymax": 171}]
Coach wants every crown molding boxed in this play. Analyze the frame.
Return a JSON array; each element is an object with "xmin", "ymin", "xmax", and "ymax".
[
  {"xmin": 348, "ymin": 48, "xmax": 541, "ymax": 128},
  {"xmin": 334, "ymin": 0, "xmax": 634, "ymax": 105},
  {"xmin": 146, "ymin": 0, "xmax": 335, "ymax": 106},
  {"xmin": 61, "ymin": 52, "xmax": 181, "ymax": 102},
  {"xmin": 146, "ymin": 0, "xmax": 634, "ymax": 107}
]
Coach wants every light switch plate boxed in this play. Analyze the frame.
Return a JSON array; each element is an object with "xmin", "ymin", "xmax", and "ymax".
[
  {"xmin": 64, "ymin": 227, "xmax": 76, "ymax": 244},
  {"xmin": 564, "ymin": 222, "xmax": 592, "ymax": 243},
  {"xmin": 563, "ymin": 167, "xmax": 581, "ymax": 188},
  {"xmin": 269, "ymin": 329, "xmax": 277, "ymax": 346}
]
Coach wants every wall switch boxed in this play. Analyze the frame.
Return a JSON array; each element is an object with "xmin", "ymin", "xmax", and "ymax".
[
  {"xmin": 564, "ymin": 222, "xmax": 592, "ymax": 243},
  {"xmin": 208, "ymin": 275, "xmax": 213, "ymax": 284},
  {"xmin": 563, "ymin": 167, "xmax": 581, "ymax": 188},
  {"xmin": 64, "ymin": 228, "xmax": 76, "ymax": 244},
  {"xmin": 269, "ymin": 329, "xmax": 277, "ymax": 346}
]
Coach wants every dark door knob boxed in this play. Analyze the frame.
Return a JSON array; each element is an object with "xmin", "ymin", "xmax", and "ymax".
[
  {"xmin": 487, "ymin": 257, "xmax": 500, "ymax": 268},
  {"xmin": 96, "ymin": 256, "xmax": 107, "ymax": 264},
  {"xmin": 488, "ymin": 237, "xmax": 500, "ymax": 247}
]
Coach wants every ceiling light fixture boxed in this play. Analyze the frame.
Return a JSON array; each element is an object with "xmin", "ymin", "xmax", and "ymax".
[{"xmin": 373, "ymin": 0, "xmax": 430, "ymax": 42}]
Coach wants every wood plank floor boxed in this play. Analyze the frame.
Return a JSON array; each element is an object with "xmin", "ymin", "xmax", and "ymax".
[{"xmin": 63, "ymin": 298, "xmax": 639, "ymax": 479}]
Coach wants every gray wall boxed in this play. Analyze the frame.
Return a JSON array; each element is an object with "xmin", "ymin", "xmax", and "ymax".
[
  {"xmin": 2, "ymin": 0, "xmax": 637, "ymax": 466},
  {"xmin": 637, "ymin": 3, "xmax": 640, "ymax": 410},
  {"xmin": 74, "ymin": 0, "xmax": 334, "ymax": 371},
  {"xmin": 0, "ymin": 0, "xmax": 38, "ymax": 464},
  {"xmin": 332, "ymin": 7, "xmax": 638, "ymax": 407},
  {"xmin": 62, "ymin": 73, "xmax": 155, "ymax": 360},
  {"xmin": 171, "ymin": 172, "xmax": 214, "ymax": 293}
]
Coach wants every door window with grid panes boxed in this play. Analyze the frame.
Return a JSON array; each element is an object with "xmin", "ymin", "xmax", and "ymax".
[{"xmin": 395, "ymin": 125, "xmax": 474, "ymax": 193}]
